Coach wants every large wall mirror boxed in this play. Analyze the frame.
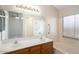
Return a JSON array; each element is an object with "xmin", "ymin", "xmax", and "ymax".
[{"xmin": 0, "ymin": 10, "xmax": 45, "ymax": 40}]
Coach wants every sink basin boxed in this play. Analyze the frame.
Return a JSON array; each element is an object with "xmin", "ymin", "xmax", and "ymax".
[
  {"xmin": 0, "ymin": 42, "xmax": 23, "ymax": 51},
  {"xmin": 0, "ymin": 48, "xmax": 7, "ymax": 52}
]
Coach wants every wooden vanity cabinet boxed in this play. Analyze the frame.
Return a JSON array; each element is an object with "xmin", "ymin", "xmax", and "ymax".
[
  {"xmin": 6, "ymin": 48, "xmax": 30, "ymax": 54},
  {"xmin": 5, "ymin": 41, "xmax": 53, "ymax": 54},
  {"xmin": 41, "ymin": 42, "xmax": 54, "ymax": 54},
  {"xmin": 29, "ymin": 45, "xmax": 41, "ymax": 54}
]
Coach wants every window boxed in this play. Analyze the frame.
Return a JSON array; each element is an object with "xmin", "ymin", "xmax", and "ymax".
[
  {"xmin": 63, "ymin": 14, "xmax": 79, "ymax": 39},
  {"xmin": 63, "ymin": 15, "xmax": 75, "ymax": 38}
]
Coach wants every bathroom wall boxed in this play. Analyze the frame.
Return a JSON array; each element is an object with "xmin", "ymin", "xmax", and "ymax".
[
  {"xmin": 0, "ymin": 5, "xmax": 59, "ymax": 40},
  {"xmin": 39, "ymin": 5, "xmax": 59, "ymax": 40}
]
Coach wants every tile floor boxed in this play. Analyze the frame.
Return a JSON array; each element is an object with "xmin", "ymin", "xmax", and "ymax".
[{"xmin": 54, "ymin": 49, "xmax": 63, "ymax": 54}]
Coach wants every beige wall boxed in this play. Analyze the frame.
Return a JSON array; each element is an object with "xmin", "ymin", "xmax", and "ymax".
[
  {"xmin": 0, "ymin": 5, "xmax": 59, "ymax": 41},
  {"xmin": 39, "ymin": 5, "xmax": 59, "ymax": 40}
]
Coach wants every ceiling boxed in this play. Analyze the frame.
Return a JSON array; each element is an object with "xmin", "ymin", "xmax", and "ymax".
[
  {"xmin": 54, "ymin": 5, "xmax": 79, "ymax": 11},
  {"xmin": 54, "ymin": 5, "xmax": 69, "ymax": 10}
]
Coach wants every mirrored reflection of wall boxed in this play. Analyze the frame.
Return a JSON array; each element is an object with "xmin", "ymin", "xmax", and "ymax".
[
  {"xmin": 23, "ymin": 16, "xmax": 33, "ymax": 37},
  {"xmin": 63, "ymin": 14, "xmax": 79, "ymax": 39},
  {"xmin": 33, "ymin": 17, "xmax": 45, "ymax": 36},
  {"xmin": 23, "ymin": 15, "xmax": 45, "ymax": 37}
]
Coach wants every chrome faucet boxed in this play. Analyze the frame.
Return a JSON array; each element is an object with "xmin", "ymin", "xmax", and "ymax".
[
  {"xmin": 39, "ymin": 32, "xmax": 42, "ymax": 39},
  {"xmin": 40, "ymin": 36, "xmax": 42, "ymax": 39},
  {"xmin": 14, "ymin": 40, "xmax": 18, "ymax": 44}
]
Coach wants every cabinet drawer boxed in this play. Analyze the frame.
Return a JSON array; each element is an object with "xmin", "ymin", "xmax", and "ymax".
[{"xmin": 30, "ymin": 45, "xmax": 41, "ymax": 54}]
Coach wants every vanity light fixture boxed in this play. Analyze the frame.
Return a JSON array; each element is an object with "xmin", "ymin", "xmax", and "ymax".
[{"xmin": 16, "ymin": 5, "xmax": 40, "ymax": 13}]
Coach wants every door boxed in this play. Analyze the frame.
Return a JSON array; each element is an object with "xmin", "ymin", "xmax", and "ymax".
[
  {"xmin": 75, "ymin": 14, "xmax": 79, "ymax": 39},
  {"xmin": 63, "ymin": 15, "xmax": 75, "ymax": 38}
]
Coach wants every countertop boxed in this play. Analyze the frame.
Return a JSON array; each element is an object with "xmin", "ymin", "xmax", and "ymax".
[{"xmin": 0, "ymin": 37, "xmax": 53, "ymax": 54}]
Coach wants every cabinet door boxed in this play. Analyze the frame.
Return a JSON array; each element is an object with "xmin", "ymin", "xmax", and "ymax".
[
  {"xmin": 75, "ymin": 14, "xmax": 79, "ymax": 39},
  {"xmin": 41, "ymin": 42, "xmax": 53, "ymax": 54},
  {"xmin": 30, "ymin": 45, "xmax": 41, "ymax": 54},
  {"xmin": 6, "ymin": 48, "xmax": 29, "ymax": 54},
  {"xmin": 63, "ymin": 15, "xmax": 75, "ymax": 38}
]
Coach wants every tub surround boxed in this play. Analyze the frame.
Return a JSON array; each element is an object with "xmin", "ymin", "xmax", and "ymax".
[
  {"xmin": 0, "ymin": 37, "xmax": 53, "ymax": 54},
  {"xmin": 54, "ymin": 38, "xmax": 79, "ymax": 54}
]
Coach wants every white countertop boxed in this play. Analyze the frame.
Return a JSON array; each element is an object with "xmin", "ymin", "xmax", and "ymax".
[{"xmin": 0, "ymin": 37, "xmax": 53, "ymax": 54}]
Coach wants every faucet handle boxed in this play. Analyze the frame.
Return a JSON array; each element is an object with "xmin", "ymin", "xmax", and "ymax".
[{"xmin": 14, "ymin": 41, "xmax": 18, "ymax": 44}]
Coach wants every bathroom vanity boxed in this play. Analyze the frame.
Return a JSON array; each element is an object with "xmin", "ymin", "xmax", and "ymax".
[
  {"xmin": 0, "ymin": 9, "xmax": 54, "ymax": 54},
  {"xmin": 0, "ymin": 37, "xmax": 54, "ymax": 54},
  {"xmin": 6, "ymin": 41, "xmax": 53, "ymax": 54}
]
